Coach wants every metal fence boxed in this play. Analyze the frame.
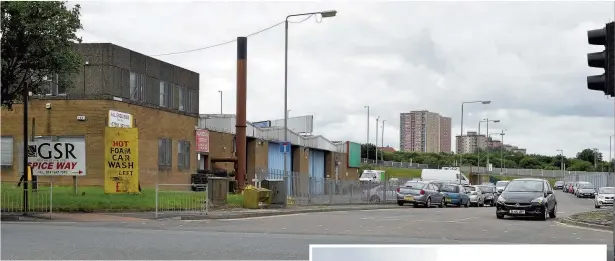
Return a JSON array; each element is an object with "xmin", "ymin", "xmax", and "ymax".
[
  {"xmin": 362, "ymin": 158, "xmax": 612, "ymax": 178},
  {"xmin": 155, "ymin": 183, "xmax": 207, "ymax": 218},
  {"xmin": 562, "ymin": 173, "xmax": 615, "ymax": 188},
  {"xmin": 0, "ymin": 181, "xmax": 53, "ymax": 217},
  {"xmin": 259, "ymin": 168, "xmax": 413, "ymax": 206}
]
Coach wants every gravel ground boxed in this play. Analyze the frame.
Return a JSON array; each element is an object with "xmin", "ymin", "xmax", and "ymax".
[{"xmin": 569, "ymin": 210, "xmax": 613, "ymax": 226}]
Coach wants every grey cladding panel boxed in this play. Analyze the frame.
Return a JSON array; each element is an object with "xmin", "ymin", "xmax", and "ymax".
[
  {"xmin": 160, "ymin": 62, "xmax": 174, "ymax": 83},
  {"xmin": 146, "ymin": 57, "xmax": 161, "ymax": 79},
  {"xmin": 111, "ymin": 44, "xmax": 131, "ymax": 69},
  {"xmin": 146, "ymin": 76, "xmax": 158, "ymax": 105},
  {"xmin": 130, "ymin": 51, "xmax": 146, "ymax": 74}
]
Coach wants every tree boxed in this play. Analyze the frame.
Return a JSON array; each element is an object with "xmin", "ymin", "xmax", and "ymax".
[
  {"xmin": 576, "ymin": 148, "xmax": 602, "ymax": 164},
  {"xmin": 360, "ymin": 143, "xmax": 377, "ymax": 160},
  {"xmin": 1, "ymin": 1, "xmax": 83, "ymax": 109}
]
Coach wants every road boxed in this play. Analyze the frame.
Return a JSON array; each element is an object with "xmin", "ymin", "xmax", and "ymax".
[{"xmin": 1, "ymin": 191, "xmax": 612, "ymax": 260}]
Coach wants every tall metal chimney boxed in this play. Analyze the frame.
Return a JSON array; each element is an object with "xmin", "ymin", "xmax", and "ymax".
[{"xmin": 235, "ymin": 37, "xmax": 247, "ymax": 190}]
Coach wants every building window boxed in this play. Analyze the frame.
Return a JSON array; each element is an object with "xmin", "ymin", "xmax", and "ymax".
[
  {"xmin": 129, "ymin": 71, "xmax": 146, "ymax": 102},
  {"xmin": 177, "ymin": 140, "xmax": 190, "ymax": 169},
  {"xmin": 178, "ymin": 86, "xmax": 186, "ymax": 111},
  {"xmin": 159, "ymin": 81, "xmax": 169, "ymax": 107},
  {"xmin": 1, "ymin": 136, "xmax": 13, "ymax": 166},
  {"xmin": 158, "ymin": 138, "xmax": 172, "ymax": 168},
  {"xmin": 172, "ymin": 84, "xmax": 180, "ymax": 110}
]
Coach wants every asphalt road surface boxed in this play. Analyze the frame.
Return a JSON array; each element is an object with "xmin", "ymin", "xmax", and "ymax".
[{"xmin": 1, "ymin": 191, "xmax": 613, "ymax": 260}]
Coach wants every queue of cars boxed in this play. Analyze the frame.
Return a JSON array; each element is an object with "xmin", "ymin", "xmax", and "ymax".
[
  {"xmin": 394, "ymin": 179, "xmax": 498, "ymax": 208},
  {"xmin": 559, "ymin": 180, "xmax": 614, "ymax": 209}
]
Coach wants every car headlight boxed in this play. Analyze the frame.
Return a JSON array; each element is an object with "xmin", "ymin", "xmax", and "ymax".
[
  {"xmin": 497, "ymin": 196, "xmax": 506, "ymax": 203},
  {"xmin": 531, "ymin": 197, "xmax": 544, "ymax": 204}
]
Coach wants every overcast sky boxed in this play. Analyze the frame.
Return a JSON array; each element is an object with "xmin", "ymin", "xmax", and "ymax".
[{"xmin": 74, "ymin": 1, "xmax": 615, "ymax": 157}]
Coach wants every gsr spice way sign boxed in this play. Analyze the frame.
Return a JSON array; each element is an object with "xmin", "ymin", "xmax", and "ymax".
[
  {"xmin": 104, "ymin": 127, "xmax": 140, "ymax": 194},
  {"xmin": 27, "ymin": 142, "xmax": 87, "ymax": 176}
]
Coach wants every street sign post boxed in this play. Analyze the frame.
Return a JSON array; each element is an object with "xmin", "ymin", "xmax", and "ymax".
[{"xmin": 28, "ymin": 141, "xmax": 86, "ymax": 176}]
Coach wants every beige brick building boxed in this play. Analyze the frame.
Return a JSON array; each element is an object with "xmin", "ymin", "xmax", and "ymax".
[{"xmin": 399, "ymin": 110, "xmax": 452, "ymax": 153}]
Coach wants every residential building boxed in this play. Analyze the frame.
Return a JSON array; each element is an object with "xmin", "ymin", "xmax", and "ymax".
[
  {"xmin": 399, "ymin": 110, "xmax": 452, "ymax": 153},
  {"xmin": 456, "ymin": 131, "xmax": 488, "ymax": 154}
]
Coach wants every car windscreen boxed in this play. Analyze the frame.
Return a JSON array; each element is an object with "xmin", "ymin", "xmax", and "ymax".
[
  {"xmin": 441, "ymin": 185, "xmax": 459, "ymax": 193},
  {"xmin": 504, "ymin": 180, "xmax": 543, "ymax": 192},
  {"xmin": 599, "ymin": 187, "xmax": 615, "ymax": 194},
  {"xmin": 479, "ymin": 186, "xmax": 494, "ymax": 192},
  {"xmin": 555, "ymin": 181, "xmax": 564, "ymax": 185},
  {"xmin": 495, "ymin": 181, "xmax": 509, "ymax": 187},
  {"xmin": 580, "ymin": 183, "xmax": 594, "ymax": 189},
  {"xmin": 464, "ymin": 186, "xmax": 476, "ymax": 192},
  {"xmin": 404, "ymin": 182, "xmax": 425, "ymax": 189}
]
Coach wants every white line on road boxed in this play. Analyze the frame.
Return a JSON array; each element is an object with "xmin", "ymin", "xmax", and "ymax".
[
  {"xmin": 195, "ymin": 213, "xmax": 310, "ymax": 221},
  {"xmin": 553, "ymin": 221, "xmax": 613, "ymax": 233}
]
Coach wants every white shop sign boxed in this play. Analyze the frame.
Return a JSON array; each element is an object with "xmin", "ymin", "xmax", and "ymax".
[
  {"xmin": 28, "ymin": 141, "xmax": 87, "ymax": 176},
  {"xmin": 108, "ymin": 110, "xmax": 133, "ymax": 128}
]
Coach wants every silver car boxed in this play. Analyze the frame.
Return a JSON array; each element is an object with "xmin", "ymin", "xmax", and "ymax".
[
  {"xmin": 465, "ymin": 185, "xmax": 485, "ymax": 207},
  {"xmin": 575, "ymin": 182, "xmax": 596, "ymax": 198},
  {"xmin": 396, "ymin": 181, "xmax": 446, "ymax": 208},
  {"xmin": 594, "ymin": 187, "xmax": 614, "ymax": 208}
]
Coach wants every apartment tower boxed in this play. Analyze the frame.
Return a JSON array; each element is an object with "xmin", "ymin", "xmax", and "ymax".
[{"xmin": 400, "ymin": 110, "xmax": 452, "ymax": 153}]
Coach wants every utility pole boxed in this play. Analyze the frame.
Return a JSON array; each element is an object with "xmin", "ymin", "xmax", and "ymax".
[
  {"xmin": 218, "ymin": 90, "xmax": 223, "ymax": 114},
  {"xmin": 381, "ymin": 120, "xmax": 386, "ymax": 161},
  {"xmin": 365, "ymin": 106, "xmax": 369, "ymax": 161},
  {"xmin": 375, "ymin": 116, "xmax": 380, "ymax": 163},
  {"xmin": 22, "ymin": 82, "xmax": 29, "ymax": 214},
  {"xmin": 500, "ymin": 130, "xmax": 506, "ymax": 169}
]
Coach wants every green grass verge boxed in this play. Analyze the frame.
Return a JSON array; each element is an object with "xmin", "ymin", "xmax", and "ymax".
[
  {"xmin": 384, "ymin": 168, "xmax": 422, "ymax": 179},
  {"xmin": 0, "ymin": 184, "xmax": 244, "ymax": 212}
]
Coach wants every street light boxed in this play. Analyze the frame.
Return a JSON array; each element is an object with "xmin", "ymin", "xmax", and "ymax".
[
  {"xmin": 556, "ymin": 149, "xmax": 564, "ymax": 178},
  {"xmin": 459, "ymin": 100, "xmax": 491, "ymax": 166},
  {"xmin": 381, "ymin": 119, "xmax": 386, "ymax": 161},
  {"xmin": 375, "ymin": 116, "xmax": 380, "ymax": 162},
  {"xmin": 500, "ymin": 130, "xmax": 506, "ymax": 169},
  {"xmin": 477, "ymin": 118, "xmax": 499, "ymax": 167},
  {"xmin": 218, "ymin": 90, "xmax": 223, "ymax": 114},
  {"xmin": 283, "ymin": 10, "xmax": 337, "ymax": 180},
  {"xmin": 365, "ymin": 106, "xmax": 370, "ymax": 161}
]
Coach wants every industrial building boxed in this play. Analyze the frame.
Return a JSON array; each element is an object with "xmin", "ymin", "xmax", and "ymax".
[
  {"xmin": 399, "ymin": 110, "xmax": 452, "ymax": 153},
  {"xmin": 0, "ymin": 43, "xmax": 200, "ymax": 186}
]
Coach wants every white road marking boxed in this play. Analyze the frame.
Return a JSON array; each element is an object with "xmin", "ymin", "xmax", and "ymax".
[{"xmin": 212, "ymin": 213, "xmax": 309, "ymax": 221}]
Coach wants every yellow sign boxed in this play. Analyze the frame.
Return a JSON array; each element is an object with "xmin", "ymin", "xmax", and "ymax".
[{"xmin": 104, "ymin": 127, "xmax": 139, "ymax": 194}]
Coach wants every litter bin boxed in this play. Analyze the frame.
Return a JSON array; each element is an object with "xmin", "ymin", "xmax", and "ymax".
[{"xmin": 243, "ymin": 187, "xmax": 272, "ymax": 209}]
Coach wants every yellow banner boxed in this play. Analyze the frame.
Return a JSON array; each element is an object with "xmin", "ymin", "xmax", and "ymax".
[{"xmin": 104, "ymin": 127, "xmax": 139, "ymax": 194}]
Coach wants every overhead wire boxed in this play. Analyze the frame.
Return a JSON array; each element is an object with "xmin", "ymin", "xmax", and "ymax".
[{"xmin": 150, "ymin": 14, "xmax": 317, "ymax": 57}]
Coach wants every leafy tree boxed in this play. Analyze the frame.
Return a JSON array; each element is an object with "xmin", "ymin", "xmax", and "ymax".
[
  {"xmin": 1, "ymin": 1, "xmax": 83, "ymax": 109},
  {"xmin": 576, "ymin": 148, "xmax": 602, "ymax": 163},
  {"xmin": 360, "ymin": 143, "xmax": 377, "ymax": 160}
]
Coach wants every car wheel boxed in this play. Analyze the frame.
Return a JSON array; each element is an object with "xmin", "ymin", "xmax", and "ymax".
[
  {"xmin": 595, "ymin": 204, "xmax": 601, "ymax": 209},
  {"xmin": 425, "ymin": 197, "xmax": 431, "ymax": 208},
  {"xmin": 439, "ymin": 199, "xmax": 445, "ymax": 208},
  {"xmin": 369, "ymin": 195, "xmax": 381, "ymax": 204},
  {"xmin": 539, "ymin": 206, "xmax": 548, "ymax": 221},
  {"xmin": 479, "ymin": 200, "xmax": 485, "ymax": 207},
  {"xmin": 397, "ymin": 201, "xmax": 404, "ymax": 206},
  {"xmin": 496, "ymin": 214, "xmax": 504, "ymax": 219},
  {"xmin": 549, "ymin": 204, "xmax": 557, "ymax": 218},
  {"xmin": 465, "ymin": 200, "xmax": 470, "ymax": 208}
]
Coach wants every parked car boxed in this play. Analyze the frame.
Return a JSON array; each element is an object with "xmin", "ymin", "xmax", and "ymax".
[
  {"xmin": 362, "ymin": 184, "xmax": 397, "ymax": 203},
  {"xmin": 440, "ymin": 184, "xmax": 471, "ymax": 207},
  {"xmin": 478, "ymin": 185, "xmax": 497, "ymax": 206},
  {"xmin": 465, "ymin": 185, "xmax": 485, "ymax": 207},
  {"xmin": 495, "ymin": 178, "xmax": 557, "ymax": 221},
  {"xmin": 594, "ymin": 187, "xmax": 615, "ymax": 208},
  {"xmin": 495, "ymin": 180, "xmax": 510, "ymax": 194},
  {"xmin": 396, "ymin": 180, "xmax": 446, "ymax": 208},
  {"xmin": 554, "ymin": 181, "xmax": 565, "ymax": 190},
  {"xmin": 575, "ymin": 182, "xmax": 596, "ymax": 198}
]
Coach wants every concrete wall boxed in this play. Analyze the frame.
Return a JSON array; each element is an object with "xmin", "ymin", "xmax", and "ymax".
[
  {"xmin": 0, "ymin": 99, "xmax": 197, "ymax": 187},
  {"xmin": 246, "ymin": 138, "xmax": 268, "ymax": 184}
]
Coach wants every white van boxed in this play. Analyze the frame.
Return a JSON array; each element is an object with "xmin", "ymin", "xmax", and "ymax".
[
  {"xmin": 421, "ymin": 169, "xmax": 470, "ymax": 185},
  {"xmin": 359, "ymin": 170, "xmax": 385, "ymax": 183}
]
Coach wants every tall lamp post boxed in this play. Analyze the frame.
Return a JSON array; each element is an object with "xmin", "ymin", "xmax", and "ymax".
[
  {"xmin": 610, "ymin": 135, "xmax": 614, "ymax": 172},
  {"xmin": 218, "ymin": 90, "xmax": 223, "ymax": 114},
  {"xmin": 283, "ymin": 10, "xmax": 337, "ymax": 184},
  {"xmin": 500, "ymin": 130, "xmax": 506, "ymax": 169},
  {"xmin": 460, "ymin": 100, "xmax": 491, "ymax": 166},
  {"xmin": 556, "ymin": 149, "xmax": 564, "ymax": 178},
  {"xmin": 365, "ymin": 106, "xmax": 370, "ymax": 161},
  {"xmin": 381, "ymin": 120, "xmax": 386, "ymax": 161},
  {"xmin": 375, "ymin": 116, "xmax": 380, "ymax": 163},
  {"xmin": 477, "ymin": 118, "xmax": 499, "ymax": 167}
]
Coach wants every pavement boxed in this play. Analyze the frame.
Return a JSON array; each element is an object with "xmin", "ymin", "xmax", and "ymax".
[{"xmin": 1, "ymin": 190, "xmax": 613, "ymax": 260}]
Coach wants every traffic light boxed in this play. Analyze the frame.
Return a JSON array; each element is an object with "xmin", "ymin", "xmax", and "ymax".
[{"xmin": 587, "ymin": 22, "xmax": 615, "ymax": 96}]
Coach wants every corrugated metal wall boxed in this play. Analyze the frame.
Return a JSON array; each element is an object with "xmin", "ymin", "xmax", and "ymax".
[
  {"xmin": 309, "ymin": 149, "xmax": 326, "ymax": 195},
  {"xmin": 268, "ymin": 142, "xmax": 293, "ymax": 193}
]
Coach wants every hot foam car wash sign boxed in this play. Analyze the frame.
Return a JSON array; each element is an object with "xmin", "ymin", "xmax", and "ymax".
[
  {"xmin": 104, "ymin": 127, "xmax": 139, "ymax": 194},
  {"xmin": 27, "ymin": 142, "xmax": 86, "ymax": 176}
]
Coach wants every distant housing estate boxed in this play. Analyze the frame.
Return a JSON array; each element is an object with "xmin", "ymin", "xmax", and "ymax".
[
  {"xmin": 457, "ymin": 131, "xmax": 526, "ymax": 155},
  {"xmin": 399, "ymin": 110, "xmax": 452, "ymax": 153}
]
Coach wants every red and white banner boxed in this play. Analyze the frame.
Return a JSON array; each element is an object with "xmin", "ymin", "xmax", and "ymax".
[
  {"xmin": 196, "ymin": 129, "xmax": 209, "ymax": 153},
  {"xmin": 28, "ymin": 141, "xmax": 87, "ymax": 176}
]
